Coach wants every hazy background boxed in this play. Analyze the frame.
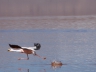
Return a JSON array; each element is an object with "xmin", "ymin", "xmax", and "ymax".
[{"xmin": 0, "ymin": 0, "xmax": 96, "ymax": 17}]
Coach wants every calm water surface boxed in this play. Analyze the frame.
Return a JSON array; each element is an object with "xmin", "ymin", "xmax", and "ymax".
[
  {"xmin": 0, "ymin": 29, "xmax": 96, "ymax": 72},
  {"xmin": 0, "ymin": 16, "xmax": 96, "ymax": 72}
]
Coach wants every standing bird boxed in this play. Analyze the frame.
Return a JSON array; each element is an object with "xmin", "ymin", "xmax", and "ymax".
[{"xmin": 8, "ymin": 43, "xmax": 46, "ymax": 60}]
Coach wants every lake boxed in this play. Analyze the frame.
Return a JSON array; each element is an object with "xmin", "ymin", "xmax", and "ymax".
[{"xmin": 0, "ymin": 16, "xmax": 96, "ymax": 72}]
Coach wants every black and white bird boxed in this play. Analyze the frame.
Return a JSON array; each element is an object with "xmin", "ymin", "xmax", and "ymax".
[{"xmin": 8, "ymin": 43, "xmax": 46, "ymax": 60}]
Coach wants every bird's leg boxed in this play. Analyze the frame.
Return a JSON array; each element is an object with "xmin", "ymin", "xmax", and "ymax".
[
  {"xmin": 34, "ymin": 53, "xmax": 46, "ymax": 60},
  {"xmin": 18, "ymin": 54, "xmax": 29, "ymax": 60},
  {"xmin": 27, "ymin": 54, "xmax": 29, "ymax": 60}
]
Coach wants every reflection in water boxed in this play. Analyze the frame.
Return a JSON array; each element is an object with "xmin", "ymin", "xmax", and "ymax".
[
  {"xmin": 18, "ymin": 68, "xmax": 29, "ymax": 72},
  {"xmin": 18, "ymin": 61, "xmax": 63, "ymax": 72},
  {"xmin": 18, "ymin": 68, "xmax": 46, "ymax": 72},
  {"xmin": 17, "ymin": 60, "xmax": 64, "ymax": 72},
  {"xmin": 40, "ymin": 69, "xmax": 46, "ymax": 72}
]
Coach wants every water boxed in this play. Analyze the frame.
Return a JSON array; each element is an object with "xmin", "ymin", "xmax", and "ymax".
[{"xmin": 0, "ymin": 16, "xmax": 96, "ymax": 72}]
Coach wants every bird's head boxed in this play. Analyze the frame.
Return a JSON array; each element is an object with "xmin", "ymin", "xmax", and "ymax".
[
  {"xmin": 34, "ymin": 43, "xmax": 41, "ymax": 50},
  {"xmin": 8, "ymin": 48, "xmax": 11, "ymax": 52},
  {"xmin": 8, "ymin": 48, "xmax": 14, "ymax": 52}
]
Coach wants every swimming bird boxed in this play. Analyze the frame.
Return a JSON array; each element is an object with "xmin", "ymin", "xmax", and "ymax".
[
  {"xmin": 51, "ymin": 60, "xmax": 62, "ymax": 69},
  {"xmin": 8, "ymin": 43, "xmax": 46, "ymax": 60}
]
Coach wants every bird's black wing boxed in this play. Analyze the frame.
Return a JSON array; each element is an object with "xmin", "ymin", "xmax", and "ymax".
[{"xmin": 9, "ymin": 44, "xmax": 22, "ymax": 49}]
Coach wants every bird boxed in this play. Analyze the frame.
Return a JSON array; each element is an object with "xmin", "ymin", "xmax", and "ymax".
[
  {"xmin": 51, "ymin": 60, "xmax": 62, "ymax": 69},
  {"xmin": 8, "ymin": 43, "xmax": 46, "ymax": 60}
]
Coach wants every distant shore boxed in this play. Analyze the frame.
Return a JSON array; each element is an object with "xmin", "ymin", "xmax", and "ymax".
[{"xmin": 0, "ymin": 15, "xmax": 96, "ymax": 29}]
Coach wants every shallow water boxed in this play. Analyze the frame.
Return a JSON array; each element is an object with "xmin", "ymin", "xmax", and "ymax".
[
  {"xmin": 0, "ymin": 16, "xmax": 96, "ymax": 72},
  {"xmin": 0, "ymin": 29, "xmax": 96, "ymax": 72}
]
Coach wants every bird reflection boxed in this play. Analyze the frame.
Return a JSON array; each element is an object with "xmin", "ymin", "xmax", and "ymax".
[
  {"xmin": 18, "ymin": 60, "xmax": 63, "ymax": 72},
  {"xmin": 18, "ymin": 68, "xmax": 46, "ymax": 72},
  {"xmin": 18, "ymin": 68, "xmax": 29, "ymax": 72},
  {"xmin": 40, "ymin": 69, "xmax": 46, "ymax": 72}
]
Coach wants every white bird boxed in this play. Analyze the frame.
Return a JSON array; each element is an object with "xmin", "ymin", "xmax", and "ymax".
[{"xmin": 8, "ymin": 43, "xmax": 46, "ymax": 60}]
